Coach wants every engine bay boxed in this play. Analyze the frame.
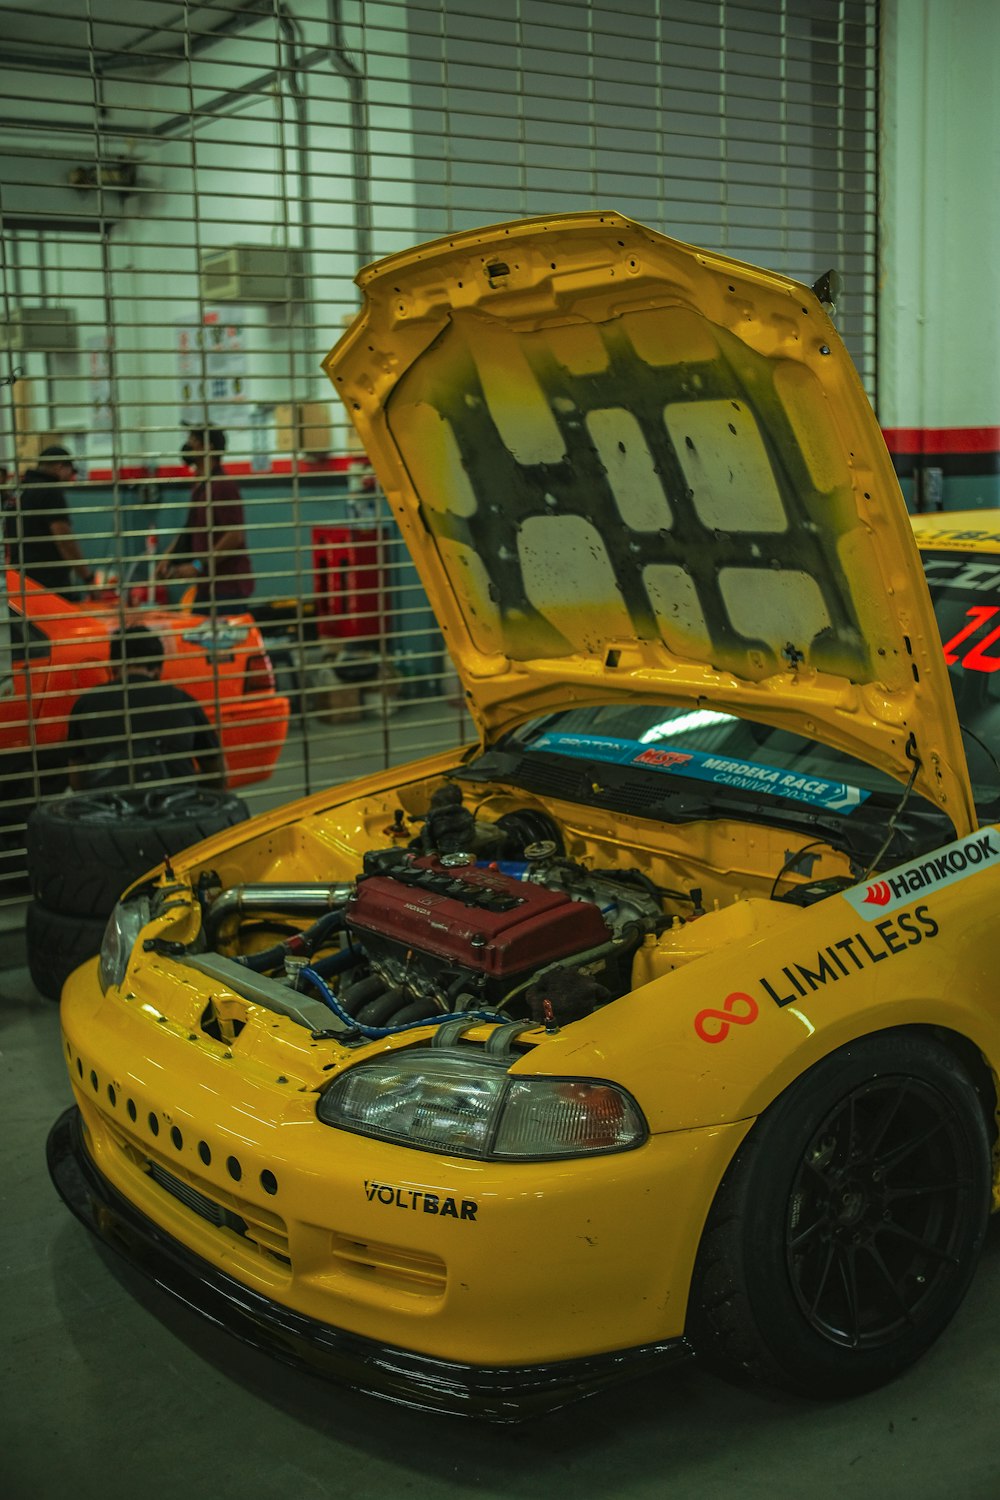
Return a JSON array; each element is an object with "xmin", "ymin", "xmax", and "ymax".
[{"xmin": 173, "ymin": 775, "xmax": 857, "ymax": 1038}]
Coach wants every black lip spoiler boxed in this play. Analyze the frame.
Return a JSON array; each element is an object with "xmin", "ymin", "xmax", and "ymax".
[{"xmin": 46, "ymin": 1106, "xmax": 691, "ymax": 1422}]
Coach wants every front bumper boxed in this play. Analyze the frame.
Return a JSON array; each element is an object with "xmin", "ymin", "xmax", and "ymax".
[{"xmin": 47, "ymin": 1106, "xmax": 691, "ymax": 1422}]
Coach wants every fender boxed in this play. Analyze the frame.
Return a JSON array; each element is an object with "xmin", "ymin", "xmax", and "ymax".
[{"xmin": 513, "ymin": 834, "xmax": 1000, "ymax": 1135}]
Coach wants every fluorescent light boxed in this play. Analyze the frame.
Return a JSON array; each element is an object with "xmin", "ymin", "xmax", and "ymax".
[{"xmin": 639, "ymin": 709, "xmax": 734, "ymax": 743}]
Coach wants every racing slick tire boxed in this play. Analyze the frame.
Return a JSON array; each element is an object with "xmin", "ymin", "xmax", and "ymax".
[
  {"xmin": 26, "ymin": 901, "xmax": 106, "ymax": 1002},
  {"xmin": 27, "ymin": 788, "xmax": 250, "ymax": 919},
  {"xmin": 688, "ymin": 1031, "xmax": 991, "ymax": 1397}
]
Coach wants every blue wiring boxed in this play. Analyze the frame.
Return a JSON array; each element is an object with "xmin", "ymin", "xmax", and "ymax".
[{"xmin": 300, "ymin": 966, "xmax": 507, "ymax": 1039}]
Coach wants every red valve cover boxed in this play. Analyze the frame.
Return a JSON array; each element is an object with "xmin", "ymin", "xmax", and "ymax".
[{"xmin": 347, "ymin": 858, "xmax": 610, "ymax": 977}]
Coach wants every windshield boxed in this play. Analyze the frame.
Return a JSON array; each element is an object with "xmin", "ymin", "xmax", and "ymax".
[
  {"xmin": 510, "ymin": 704, "xmax": 900, "ymax": 802},
  {"xmin": 460, "ymin": 700, "xmax": 953, "ymax": 868}
]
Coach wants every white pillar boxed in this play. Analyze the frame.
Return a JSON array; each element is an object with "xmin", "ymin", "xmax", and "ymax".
[{"xmin": 880, "ymin": 0, "xmax": 1000, "ymax": 507}]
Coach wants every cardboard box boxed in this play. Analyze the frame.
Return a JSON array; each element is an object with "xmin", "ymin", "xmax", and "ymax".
[
  {"xmin": 12, "ymin": 379, "xmax": 35, "ymax": 436},
  {"xmin": 10, "ymin": 382, "xmax": 63, "ymax": 471},
  {"xmin": 301, "ymin": 648, "xmax": 400, "ymax": 726},
  {"xmin": 312, "ymin": 682, "xmax": 365, "ymax": 725},
  {"xmin": 274, "ymin": 401, "xmax": 332, "ymax": 455},
  {"xmin": 16, "ymin": 430, "xmax": 64, "ymax": 469}
]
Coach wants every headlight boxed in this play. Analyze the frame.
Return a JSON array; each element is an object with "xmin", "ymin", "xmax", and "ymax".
[
  {"xmin": 98, "ymin": 895, "xmax": 150, "ymax": 994},
  {"xmin": 316, "ymin": 1049, "xmax": 647, "ymax": 1161}
]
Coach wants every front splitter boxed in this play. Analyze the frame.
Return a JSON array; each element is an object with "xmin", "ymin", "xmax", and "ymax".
[{"xmin": 47, "ymin": 1106, "xmax": 691, "ymax": 1422}]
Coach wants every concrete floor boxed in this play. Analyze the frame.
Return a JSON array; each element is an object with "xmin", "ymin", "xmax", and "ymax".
[
  {"xmin": 5, "ymin": 922, "xmax": 1000, "ymax": 1500},
  {"xmin": 4, "ymin": 703, "xmax": 1000, "ymax": 1498}
]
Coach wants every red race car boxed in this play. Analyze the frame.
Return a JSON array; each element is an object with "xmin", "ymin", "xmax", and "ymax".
[{"xmin": 1, "ymin": 569, "xmax": 290, "ymax": 790}]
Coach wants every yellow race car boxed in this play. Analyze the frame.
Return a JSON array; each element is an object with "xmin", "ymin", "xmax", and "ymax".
[{"xmin": 48, "ymin": 214, "xmax": 1000, "ymax": 1421}]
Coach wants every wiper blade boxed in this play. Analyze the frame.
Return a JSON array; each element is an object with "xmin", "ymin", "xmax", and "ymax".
[
  {"xmin": 610, "ymin": 788, "xmax": 717, "ymax": 822},
  {"xmin": 456, "ymin": 748, "xmax": 523, "ymax": 783}
]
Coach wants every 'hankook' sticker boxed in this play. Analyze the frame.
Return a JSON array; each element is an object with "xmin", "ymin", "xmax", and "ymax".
[{"xmin": 842, "ymin": 830, "xmax": 998, "ymax": 919}]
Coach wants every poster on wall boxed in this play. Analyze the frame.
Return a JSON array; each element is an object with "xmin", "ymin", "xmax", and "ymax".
[
  {"xmin": 86, "ymin": 334, "xmax": 113, "ymax": 433},
  {"xmin": 176, "ymin": 310, "xmax": 249, "ymax": 428}
]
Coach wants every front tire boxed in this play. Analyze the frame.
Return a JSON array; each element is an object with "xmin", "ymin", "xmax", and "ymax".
[{"xmin": 688, "ymin": 1031, "xmax": 991, "ymax": 1396}]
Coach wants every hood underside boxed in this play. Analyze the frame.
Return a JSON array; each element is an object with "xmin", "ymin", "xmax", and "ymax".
[{"xmin": 324, "ymin": 212, "xmax": 974, "ymax": 834}]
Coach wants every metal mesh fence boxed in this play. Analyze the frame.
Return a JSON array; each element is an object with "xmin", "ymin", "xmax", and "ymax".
[{"xmin": 0, "ymin": 0, "xmax": 877, "ymax": 901}]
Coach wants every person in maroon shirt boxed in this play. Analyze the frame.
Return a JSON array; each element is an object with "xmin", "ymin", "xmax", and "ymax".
[{"xmin": 156, "ymin": 426, "xmax": 252, "ymax": 608}]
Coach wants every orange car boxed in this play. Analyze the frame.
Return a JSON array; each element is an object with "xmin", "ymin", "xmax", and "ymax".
[{"xmin": 1, "ymin": 569, "xmax": 289, "ymax": 788}]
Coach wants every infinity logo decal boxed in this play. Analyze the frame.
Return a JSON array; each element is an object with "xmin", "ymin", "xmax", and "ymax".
[{"xmin": 693, "ymin": 991, "xmax": 759, "ymax": 1044}]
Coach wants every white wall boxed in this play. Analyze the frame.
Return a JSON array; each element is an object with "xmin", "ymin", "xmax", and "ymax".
[
  {"xmin": 0, "ymin": 0, "xmax": 418, "ymax": 473},
  {"xmin": 1, "ymin": 1, "xmax": 888, "ymax": 481},
  {"xmin": 90, "ymin": 0, "xmax": 416, "ymax": 469},
  {"xmin": 880, "ymin": 0, "xmax": 1000, "ymax": 431}
]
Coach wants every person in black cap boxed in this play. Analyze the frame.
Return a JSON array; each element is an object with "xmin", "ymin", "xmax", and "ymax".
[
  {"xmin": 11, "ymin": 445, "xmax": 94, "ymax": 597},
  {"xmin": 67, "ymin": 623, "xmax": 224, "ymax": 791}
]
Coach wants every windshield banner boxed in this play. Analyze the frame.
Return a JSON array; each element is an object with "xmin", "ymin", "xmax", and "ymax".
[{"xmin": 531, "ymin": 731, "xmax": 870, "ymax": 813}]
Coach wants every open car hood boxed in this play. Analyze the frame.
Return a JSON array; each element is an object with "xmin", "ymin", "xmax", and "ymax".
[{"xmin": 324, "ymin": 212, "xmax": 975, "ymax": 835}]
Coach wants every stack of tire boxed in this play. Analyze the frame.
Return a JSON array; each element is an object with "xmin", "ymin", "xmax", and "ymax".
[{"xmin": 26, "ymin": 787, "xmax": 249, "ymax": 1001}]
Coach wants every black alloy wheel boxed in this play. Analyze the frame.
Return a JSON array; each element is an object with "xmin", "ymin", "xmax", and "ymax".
[
  {"xmin": 689, "ymin": 1031, "xmax": 991, "ymax": 1396},
  {"xmin": 787, "ymin": 1074, "xmax": 974, "ymax": 1351}
]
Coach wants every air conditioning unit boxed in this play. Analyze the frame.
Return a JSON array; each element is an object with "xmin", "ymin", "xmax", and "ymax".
[
  {"xmin": 0, "ymin": 306, "xmax": 78, "ymax": 352},
  {"xmin": 199, "ymin": 246, "xmax": 305, "ymax": 303}
]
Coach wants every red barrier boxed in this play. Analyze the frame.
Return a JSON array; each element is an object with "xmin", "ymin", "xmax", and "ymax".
[{"xmin": 312, "ymin": 525, "xmax": 387, "ymax": 642}]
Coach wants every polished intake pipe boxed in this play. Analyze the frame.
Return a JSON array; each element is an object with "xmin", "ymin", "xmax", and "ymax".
[{"xmin": 204, "ymin": 882, "xmax": 354, "ymax": 944}]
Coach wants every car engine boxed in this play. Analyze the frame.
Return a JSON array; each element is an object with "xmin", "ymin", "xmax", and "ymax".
[
  {"xmin": 340, "ymin": 845, "xmax": 662, "ymax": 1024},
  {"xmin": 197, "ymin": 789, "xmax": 667, "ymax": 1032}
]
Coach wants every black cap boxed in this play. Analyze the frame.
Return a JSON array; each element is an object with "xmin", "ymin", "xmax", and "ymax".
[{"xmin": 38, "ymin": 444, "xmax": 78, "ymax": 473}]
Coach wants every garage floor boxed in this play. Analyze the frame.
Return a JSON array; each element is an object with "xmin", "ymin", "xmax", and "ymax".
[
  {"xmin": 6, "ymin": 924, "xmax": 1000, "ymax": 1500},
  {"xmin": 4, "ymin": 707, "xmax": 1000, "ymax": 1499}
]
